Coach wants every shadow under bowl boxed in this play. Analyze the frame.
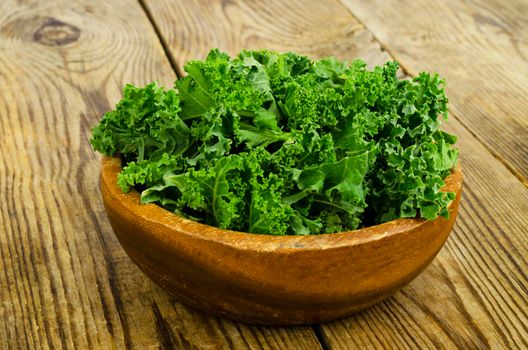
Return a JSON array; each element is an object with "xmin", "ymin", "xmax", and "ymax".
[{"xmin": 100, "ymin": 156, "xmax": 463, "ymax": 325}]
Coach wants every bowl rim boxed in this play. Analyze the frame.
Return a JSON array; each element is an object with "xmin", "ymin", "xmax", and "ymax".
[{"xmin": 101, "ymin": 156, "xmax": 462, "ymax": 251}]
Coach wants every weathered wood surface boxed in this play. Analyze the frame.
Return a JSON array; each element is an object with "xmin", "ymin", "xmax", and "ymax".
[
  {"xmin": 1, "ymin": 0, "xmax": 528, "ymax": 348},
  {"xmin": 0, "ymin": 1, "xmax": 321, "ymax": 349},
  {"xmin": 144, "ymin": 0, "xmax": 528, "ymax": 348},
  {"xmin": 340, "ymin": 0, "xmax": 528, "ymax": 186},
  {"xmin": 142, "ymin": 0, "xmax": 393, "ymax": 70}
]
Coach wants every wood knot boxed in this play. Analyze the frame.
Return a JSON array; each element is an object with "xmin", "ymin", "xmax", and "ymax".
[{"xmin": 33, "ymin": 18, "xmax": 80, "ymax": 46}]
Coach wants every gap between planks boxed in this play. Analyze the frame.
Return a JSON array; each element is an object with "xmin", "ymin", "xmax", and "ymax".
[
  {"xmin": 138, "ymin": 0, "xmax": 184, "ymax": 78},
  {"xmin": 337, "ymin": 0, "xmax": 528, "ymax": 190}
]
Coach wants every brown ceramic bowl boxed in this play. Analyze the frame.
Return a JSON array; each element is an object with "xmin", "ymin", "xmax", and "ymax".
[{"xmin": 101, "ymin": 156, "xmax": 462, "ymax": 325}]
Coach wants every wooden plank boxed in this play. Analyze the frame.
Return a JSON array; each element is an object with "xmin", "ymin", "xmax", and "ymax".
[
  {"xmin": 144, "ymin": 0, "xmax": 528, "ymax": 348},
  {"xmin": 0, "ymin": 1, "xmax": 321, "ymax": 348},
  {"xmin": 339, "ymin": 0, "xmax": 528, "ymax": 185},
  {"xmin": 142, "ymin": 0, "xmax": 393, "ymax": 68}
]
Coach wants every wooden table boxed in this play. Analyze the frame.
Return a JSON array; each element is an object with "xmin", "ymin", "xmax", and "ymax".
[{"xmin": 1, "ymin": 0, "xmax": 527, "ymax": 348}]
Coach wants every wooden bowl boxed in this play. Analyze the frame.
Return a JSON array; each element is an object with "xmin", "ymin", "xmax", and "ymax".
[{"xmin": 100, "ymin": 156, "xmax": 462, "ymax": 325}]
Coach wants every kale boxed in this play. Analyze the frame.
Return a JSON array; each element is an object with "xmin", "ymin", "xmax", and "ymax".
[{"xmin": 91, "ymin": 49, "xmax": 458, "ymax": 235}]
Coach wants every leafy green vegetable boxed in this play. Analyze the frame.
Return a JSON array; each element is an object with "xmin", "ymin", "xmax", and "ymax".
[{"xmin": 91, "ymin": 49, "xmax": 458, "ymax": 235}]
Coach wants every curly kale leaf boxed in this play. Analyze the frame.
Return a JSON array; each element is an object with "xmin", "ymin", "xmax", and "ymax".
[{"xmin": 90, "ymin": 83, "xmax": 189, "ymax": 161}]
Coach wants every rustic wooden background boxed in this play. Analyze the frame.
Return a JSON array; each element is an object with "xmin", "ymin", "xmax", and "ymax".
[{"xmin": 1, "ymin": 0, "xmax": 527, "ymax": 348}]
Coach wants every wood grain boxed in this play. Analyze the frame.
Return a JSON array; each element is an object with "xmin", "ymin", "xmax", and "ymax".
[
  {"xmin": 0, "ymin": 1, "xmax": 321, "ymax": 348},
  {"xmin": 143, "ymin": 0, "xmax": 528, "ymax": 348},
  {"xmin": 340, "ymin": 0, "xmax": 528, "ymax": 186},
  {"xmin": 2, "ymin": 0, "xmax": 527, "ymax": 348}
]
